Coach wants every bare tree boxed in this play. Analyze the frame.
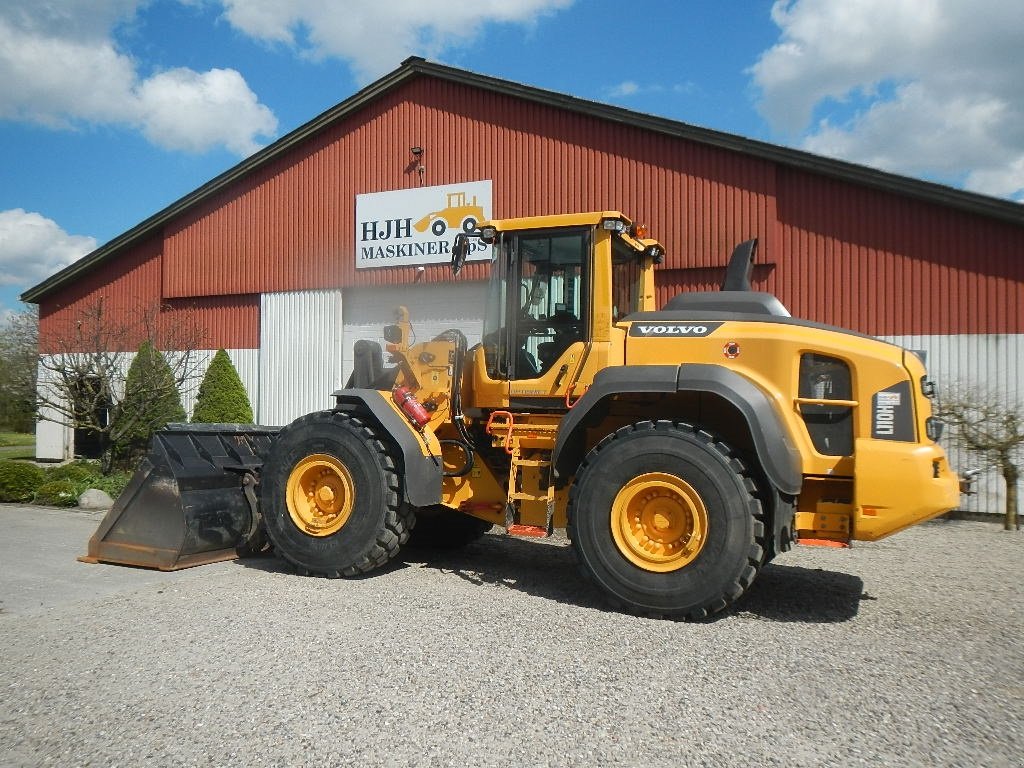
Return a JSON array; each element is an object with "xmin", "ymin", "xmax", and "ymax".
[
  {"xmin": 938, "ymin": 386, "xmax": 1023, "ymax": 531},
  {"xmin": 36, "ymin": 298, "xmax": 207, "ymax": 471},
  {"xmin": 0, "ymin": 305, "xmax": 39, "ymax": 432}
]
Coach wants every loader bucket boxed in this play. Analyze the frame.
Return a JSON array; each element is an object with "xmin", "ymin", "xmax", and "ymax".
[{"xmin": 80, "ymin": 424, "xmax": 279, "ymax": 571}]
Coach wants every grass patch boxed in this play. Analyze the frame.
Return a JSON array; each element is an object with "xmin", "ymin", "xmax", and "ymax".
[{"xmin": 0, "ymin": 432, "xmax": 34, "ymax": 461}]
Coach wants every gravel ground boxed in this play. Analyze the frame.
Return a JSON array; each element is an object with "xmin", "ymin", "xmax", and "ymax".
[{"xmin": 0, "ymin": 507, "xmax": 1021, "ymax": 767}]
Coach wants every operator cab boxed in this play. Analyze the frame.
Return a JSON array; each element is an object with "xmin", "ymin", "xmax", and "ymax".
[{"xmin": 453, "ymin": 211, "xmax": 662, "ymax": 410}]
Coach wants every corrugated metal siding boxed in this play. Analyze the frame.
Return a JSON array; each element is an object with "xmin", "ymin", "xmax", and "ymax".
[
  {"xmin": 36, "ymin": 236, "xmax": 261, "ymax": 354},
  {"xmin": 38, "ymin": 235, "xmax": 163, "ymax": 353},
  {"xmin": 161, "ymin": 77, "xmax": 778, "ymax": 299},
  {"xmin": 258, "ymin": 290, "xmax": 343, "ymax": 425},
  {"xmin": 163, "ymin": 295, "xmax": 260, "ymax": 349},
  {"xmin": 49, "ymin": 76, "xmax": 1020, "ymax": 350},
  {"xmin": 776, "ymin": 169, "xmax": 1023, "ymax": 335},
  {"xmin": 341, "ymin": 281, "xmax": 487, "ymax": 385},
  {"xmin": 879, "ymin": 333, "xmax": 1024, "ymax": 516}
]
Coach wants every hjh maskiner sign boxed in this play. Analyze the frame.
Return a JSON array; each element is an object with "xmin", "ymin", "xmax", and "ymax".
[{"xmin": 355, "ymin": 180, "xmax": 492, "ymax": 269}]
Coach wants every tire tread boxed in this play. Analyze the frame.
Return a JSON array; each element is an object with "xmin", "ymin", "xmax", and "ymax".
[{"xmin": 567, "ymin": 420, "xmax": 767, "ymax": 620}]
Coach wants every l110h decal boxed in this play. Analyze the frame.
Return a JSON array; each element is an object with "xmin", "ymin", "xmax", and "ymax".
[{"xmin": 871, "ymin": 381, "xmax": 915, "ymax": 441}]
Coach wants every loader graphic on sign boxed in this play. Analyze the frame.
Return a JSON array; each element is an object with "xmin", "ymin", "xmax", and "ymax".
[{"xmin": 414, "ymin": 191, "xmax": 485, "ymax": 236}]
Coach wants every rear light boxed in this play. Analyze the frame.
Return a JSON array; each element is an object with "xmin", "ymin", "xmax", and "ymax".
[
  {"xmin": 926, "ymin": 417, "xmax": 944, "ymax": 442},
  {"xmin": 920, "ymin": 377, "xmax": 936, "ymax": 398}
]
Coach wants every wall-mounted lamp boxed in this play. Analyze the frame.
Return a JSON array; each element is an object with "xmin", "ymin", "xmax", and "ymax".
[{"xmin": 410, "ymin": 146, "xmax": 425, "ymax": 180}]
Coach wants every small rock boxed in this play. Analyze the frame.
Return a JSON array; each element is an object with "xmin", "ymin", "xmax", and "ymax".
[{"xmin": 78, "ymin": 489, "xmax": 114, "ymax": 510}]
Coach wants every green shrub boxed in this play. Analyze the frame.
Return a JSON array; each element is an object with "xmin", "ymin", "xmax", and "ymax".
[
  {"xmin": 89, "ymin": 471, "xmax": 132, "ymax": 500},
  {"xmin": 46, "ymin": 461, "xmax": 100, "ymax": 485},
  {"xmin": 0, "ymin": 460, "xmax": 45, "ymax": 502},
  {"xmin": 113, "ymin": 341, "xmax": 186, "ymax": 466},
  {"xmin": 192, "ymin": 349, "xmax": 254, "ymax": 424},
  {"xmin": 33, "ymin": 480, "xmax": 78, "ymax": 507}
]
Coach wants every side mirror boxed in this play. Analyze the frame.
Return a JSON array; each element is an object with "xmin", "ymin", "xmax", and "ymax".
[{"xmin": 451, "ymin": 233, "xmax": 469, "ymax": 276}]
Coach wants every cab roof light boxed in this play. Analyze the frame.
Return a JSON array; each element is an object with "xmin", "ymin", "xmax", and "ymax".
[
  {"xmin": 479, "ymin": 226, "xmax": 497, "ymax": 243},
  {"xmin": 631, "ymin": 223, "xmax": 649, "ymax": 239},
  {"xmin": 601, "ymin": 217, "xmax": 626, "ymax": 232}
]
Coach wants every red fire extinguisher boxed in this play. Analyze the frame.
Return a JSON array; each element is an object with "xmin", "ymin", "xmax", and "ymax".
[{"xmin": 393, "ymin": 386, "xmax": 431, "ymax": 429}]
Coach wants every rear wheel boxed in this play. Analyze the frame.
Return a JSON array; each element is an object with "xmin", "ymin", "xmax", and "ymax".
[
  {"xmin": 260, "ymin": 411, "xmax": 414, "ymax": 577},
  {"xmin": 567, "ymin": 420, "xmax": 764, "ymax": 619}
]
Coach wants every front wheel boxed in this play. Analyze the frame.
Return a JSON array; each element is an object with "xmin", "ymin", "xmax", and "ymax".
[
  {"xmin": 567, "ymin": 421, "xmax": 764, "ymax": 619},
  {"xmin": 260, "ymin": 411, "xmax": 414, "ymax": 577}
]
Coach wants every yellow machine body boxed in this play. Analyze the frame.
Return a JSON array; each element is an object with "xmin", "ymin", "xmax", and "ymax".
[{"xmin": 382, "ymin": 211, "xmax": 960, "ymax": 546}]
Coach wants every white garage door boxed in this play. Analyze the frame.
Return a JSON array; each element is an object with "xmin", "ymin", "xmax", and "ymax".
[{"xmin": 342, "ymin": 281, "xmax": 488, "ymax": 386}]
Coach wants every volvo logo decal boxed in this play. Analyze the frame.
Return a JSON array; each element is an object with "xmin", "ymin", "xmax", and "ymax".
[{"xmin": 628, "ymin": 322, "xmax": 722, "ymax": 337}]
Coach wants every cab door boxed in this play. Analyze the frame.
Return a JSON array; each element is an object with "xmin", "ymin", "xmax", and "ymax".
[{"xmin": 501, "ymin": 227, "xmax": 591, "ymax": 408}]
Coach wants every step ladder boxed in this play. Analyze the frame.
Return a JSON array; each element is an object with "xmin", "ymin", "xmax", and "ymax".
[{"xmin": 485, "ymin": 411, "xmax": 557, "ymax": 537}]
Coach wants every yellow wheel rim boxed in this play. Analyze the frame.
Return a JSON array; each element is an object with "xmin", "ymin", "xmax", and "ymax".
[
  {"xmin": 286, "ymin": 454, "xmax": 355, "ymax": 537},
  {"xmin": 610, "ymin": 472, "xmax": 709, "ymax": 572}
]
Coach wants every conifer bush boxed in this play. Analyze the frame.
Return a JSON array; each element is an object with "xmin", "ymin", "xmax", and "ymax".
[
  {"xmin": 113, "ymin": 341, "xmax": 186, "ymax": 466},
  {"xmin": 191, "ymin": 349, "xmax": 254, "ymax": 424}
]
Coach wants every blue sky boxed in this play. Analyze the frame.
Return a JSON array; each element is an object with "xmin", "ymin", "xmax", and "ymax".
[{"xmin": 2, "ymin": 0, "xmax": 1022, "ymax": 318}]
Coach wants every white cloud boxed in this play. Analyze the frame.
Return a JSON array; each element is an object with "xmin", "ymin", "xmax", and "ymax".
[
  {"xmin": 219, "ymin": 0, "xmax": 574, "ymax": 82},
  {"xmin": 0, "ymin": 209, "xmax": 97, "ymax": 290},
  {"xmin": 603, "ymin": 80, "xmax": 697, "ymax": 101},
  {"xmin": 0, "ymin": 2, "xmax": 277, "ymax": 155},
  {"xmin": 606, "ymin": 81, "xmax": 640, "ymax": 98},
  {"xmin": 750, "ymin": 0, "xmax": 1024, "ymax": 200},
  {"xmin": 136, "ymin": 67, "xmax": 278, "ymax": 156}
]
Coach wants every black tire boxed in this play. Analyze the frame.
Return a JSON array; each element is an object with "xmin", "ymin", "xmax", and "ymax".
[
  {"xmin": 431, "ymin": 219, "xmax": 447, "ymax": 236},
  {"xmin": 407, "ymin": 506, "xmax": 493, "ymax": 549},
  {"xmin": 260, "ymin": 411, "xmax": 414, "ymax": 577},
  {"xmin": 567, "ymin": 420, "xmax": 764, "ymax": 619}
]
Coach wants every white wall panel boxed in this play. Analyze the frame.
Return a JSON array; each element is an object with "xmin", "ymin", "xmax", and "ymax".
[
  {"xmin": 879, "ymin": 334, "xmax": 1024, "ymax": 516},
  {"xmin": 341, "ymin": 281, "xmax": 488, "ymax": 386},
  {"xmin": 259, "ymin": 290, "xmax": 343, "ymax": 426},
  {"xmin": 35, "ymin": 361, "xmax": 72, "ymax": 461}
]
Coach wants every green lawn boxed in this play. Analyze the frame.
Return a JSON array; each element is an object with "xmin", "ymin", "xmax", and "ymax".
[{"xmin": 0, "ymin": 432, "xmax": 35, "ymax": 461}]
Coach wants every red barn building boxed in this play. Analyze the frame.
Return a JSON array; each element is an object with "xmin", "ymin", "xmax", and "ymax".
[{"xmin": 22, "ymin": 58, "xmax": 1024, "ymax": 511}]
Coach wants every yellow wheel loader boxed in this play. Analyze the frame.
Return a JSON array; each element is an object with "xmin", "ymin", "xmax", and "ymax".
[{"xmin": 82, "ymin": 211, "xmax": 965, "ymax": 619}]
